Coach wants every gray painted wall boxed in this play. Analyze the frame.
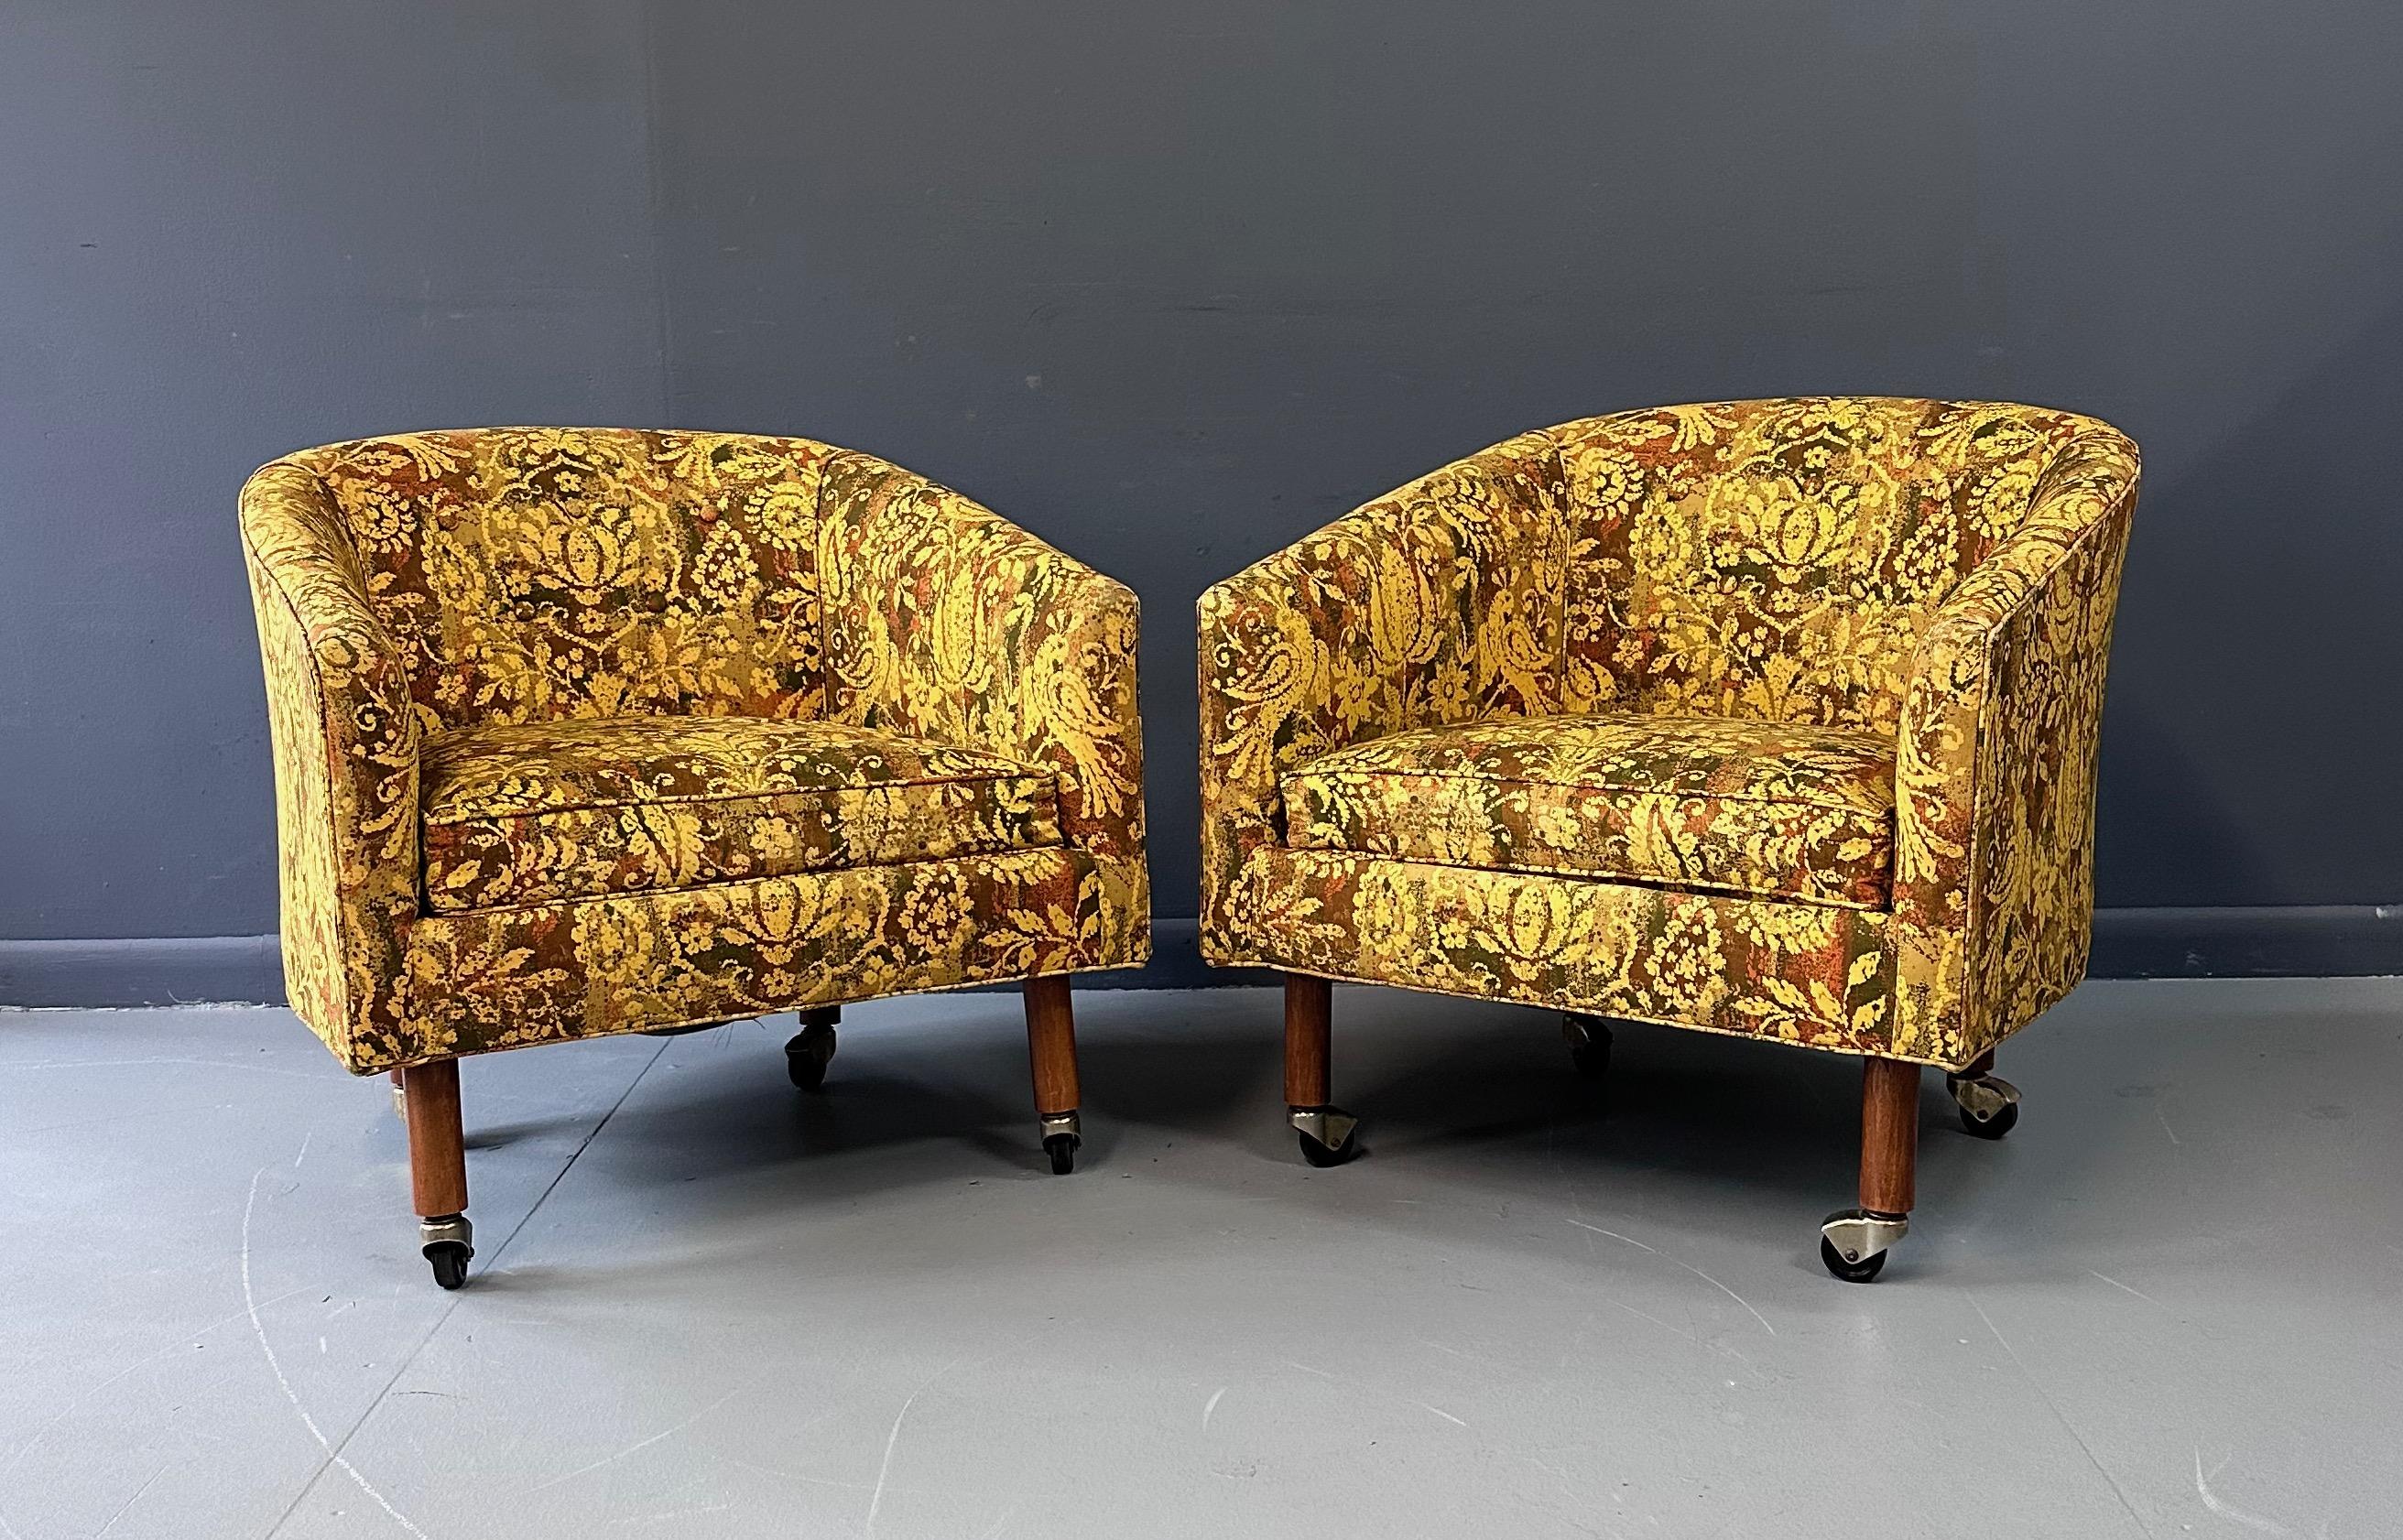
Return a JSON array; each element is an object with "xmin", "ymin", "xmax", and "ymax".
[{"xmin": 4, "ymin": 2, "xmax": 2398, "ymax": 977}]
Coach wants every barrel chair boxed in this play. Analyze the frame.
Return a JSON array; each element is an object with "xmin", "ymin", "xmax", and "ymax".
[
  {"xmin": 242, "ymin": 428, "xmax": 1147, "ymax": 1287},
  {"xmin": 1199, "ymin": 397, "xmax": 2137, "ymax": 1280}
]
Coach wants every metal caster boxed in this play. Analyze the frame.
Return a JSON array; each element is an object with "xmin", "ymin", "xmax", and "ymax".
[
  {"xmin": 785, "ymin": 1018, "xmax": 838, "ymax": 1092},
  {"xmin": 420, "ymin": 1214, "xmax": 473, "ymax": 1290},
  {"xmin": 1561, "ymin": 1013, "xmax": 1612, "ymax": 1082},
  {"xmin": 1040, "ymin": 1112, "xmax": 1081, "ymax": 1175},
  {"xmin": 1818, "ymin": 1209, "xmax": 1907, "ymax": 1283},
  {"xmin": 1290, "ymin": 1106, "xmax": 1360, "ymax": 1167},
  {"xmin": 1948, "ymin": 1071, "xmax": 2020, "ymax": 1139}
]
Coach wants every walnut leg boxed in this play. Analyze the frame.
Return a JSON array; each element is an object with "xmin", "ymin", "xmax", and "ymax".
[
  {"xmin": 1282, "ymin": 974, "xmax": 1356, "ymax": 1166},
  {"xmin": 1283, "ymin": 973, "xmax": 1331, "ymax": 1108},
  {"xmin": 1858, "ymin": 1057, "xmax": 1921, "ymax": 1217},
  {"xmin": 1024, "ymin": 976, "xmax": 1082, "ymax": 1173},
  {"xmin": 400, "ymin": 1058, "xmax": 473, "ymax": 1288}
]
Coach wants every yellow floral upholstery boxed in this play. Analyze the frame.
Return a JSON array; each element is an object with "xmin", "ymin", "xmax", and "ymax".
[
  {"xmin": 1200, "ymin": 398, "xmax": 2137, "ymax": 1068},
  {"xmin": 242, "ymin": 428, "xmax": 1146, "ymax": 1074},
  {"xmin": 419, "ymin": 716, "xmax": 1060, "ymax": 913},
  {"xmin": 1285, "ymin": 713, "xmax": 1896, "ymax": 910}
]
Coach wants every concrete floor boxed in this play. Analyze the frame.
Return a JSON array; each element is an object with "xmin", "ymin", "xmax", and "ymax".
[{"xmin": 3, "ymin": 980, "xmax": 2399, "ymax": 1539}]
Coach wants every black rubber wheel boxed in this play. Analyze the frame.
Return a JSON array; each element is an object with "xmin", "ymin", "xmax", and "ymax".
[
  {"xmin": 786, "ymin": 1029, "xmax": 835, "ymax": 1092},
  {"xmin": 1562, "ymin": 1015, "xmax": 1612, "ymax": 1082},
  {"xmin": 1819, "ymin": 1234, "xmax": 1887, "ymax": 1284},
  {"xmin": 1043, "ymin": 1133, "xmax": 1080, "ymax": 1176},
  {"xmin": 1299, "ymin": 1129, "xmax": 1357, "ymax": 1168},
  {"xmin": 1960, "ymin": 1099, "xmax": 2018, "ymax": 1140},
  {"xmin": 425, "ymin": 1242, "xmax": 471, "ymax": 1290}
]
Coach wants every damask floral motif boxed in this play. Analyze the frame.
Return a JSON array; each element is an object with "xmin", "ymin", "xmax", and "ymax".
[
  {"xmin": 404, "ymin": 849, "xmax": 1095, "ymax": 1059},
  {"xmin": 1285, "ymin": 712, "xmax": 1896, "ymax": 909},
  {"xmin": 1200, "ymin": 398, "xmax": 2137, "ymax": 1069},
  {"xmin": 419, "ymin": 715, "xmax": 1060, "ymax": 912},
  {"xmin": 242, "ymin": 429, "xmax": 1147, "ymax": 1075}
]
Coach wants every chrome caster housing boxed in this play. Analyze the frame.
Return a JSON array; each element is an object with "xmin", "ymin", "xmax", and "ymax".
[
  {"xmin": 420, "ymin": 1213, "xmax": 473, "ymax": 1290},
  {"xmin": 1819, "ymin": 1208, "xmax": 1907, "ymax": 1283},
  {"xmin": 1290, "ymin": 1105, "xmax": 1360, "ymax": 1167},
  {"xmin": 1561, "ymin": 1013, "xmax": 1613, "ymax": 1082},
  {"xmin": 1948, "ymin": 1071, "xmax": 2020, "ymax": 1139},
  {"xmin": 785, "ymin": 1017, "xmax": 839, "ymax": 1092},
  {"xmin": 1039, "ymin": 1112, "xmax": 1081, "ymax": 1175}
]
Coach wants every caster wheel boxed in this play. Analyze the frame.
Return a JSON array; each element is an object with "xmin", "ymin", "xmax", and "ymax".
[
  {"xmin": 1949, "ymin": 1072, "xmax": 2020, "ymax": 1140},
  {"xmin": 1292, "ymin": 1106, "xmax": 1360, "ymax": 1167},
  {"xmin": 1298, "ymin": 1131, "xmax": 1354, "ymax": 1167},
  {"xmin": 419, "ymin": 1214, "xmax": 473, "ymax": 1290},
  {"xmin": 1960, "ymin": 1100, "xmax": 2018, "ymax": 1139},
  {"xmin": 1044, "ymin": 1133, "xmax": 1080, "ymax": 1175},
  {"xmin": 425, "ymin": 1242, "xmax": 471, "ymax": 1290},
  {"xmin": 1820, "ymin": 1234, "xmax": 1887, "ymax": 1284},
  {"xmin": 1562, "ymin": 1014, "xmax": 1612, "ymax": 1082},
  {"xmin": 1818, "ymin": 1208, "xmax": 1905, "ymax": 1284},
  {"xmin": 785, "ymin": 1025, "xmax": 837, "ymax": 1092}
]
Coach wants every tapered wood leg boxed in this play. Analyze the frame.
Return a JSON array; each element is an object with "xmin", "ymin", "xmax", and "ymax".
[
  {"xmin": 401, "ymin": 1058, "xmax": 467, "ymax": 1219},
  {"xmin": 1023, "ymin": 976, "xmax": 1081, "ymax": 1116},
  {"xmin": 1283, "ymin": 973, "xmax": 1332, "ymax": 1109},
  {"xmin": 1024, "ymin": 976, "xmax": 1083, "ymax": 1174},
  {"xmin": 1858, "ymin": 1057, "xmax": 1921, "ymax": 1216}
]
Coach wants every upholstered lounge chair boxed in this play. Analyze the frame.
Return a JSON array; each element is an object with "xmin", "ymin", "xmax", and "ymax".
[
  {"xmin": 1199, "ymin": 397, "xmax": 2137, "ymax": 1279},
  {"xmin": 243, "ymin": 428, "xmax": 1147, "ymax": 1286}
]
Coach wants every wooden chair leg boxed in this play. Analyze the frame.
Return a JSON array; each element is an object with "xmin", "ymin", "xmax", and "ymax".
[
  {"xmin": 1858, "ymin": 1057, "xmax": 1921, "ymax": 1217},
  {"xmin": 1283, "ymin": 973, "xmax": 1331, "ymax": 1108},
  {"xmin": 1024, "ymin": 975, "xmax": 1082, "ymax": 1174},
  {"xmin": 1821, "ymin": 1056, "xmax": 1919, "ymax": 1282},
  {"xmin": 399, "ymin": 1057, "xmax": 473, "ymax": 1288},
  {"xmin": 1282, "ymin": 973, "xmax": 1356, "ymax": 1166}
]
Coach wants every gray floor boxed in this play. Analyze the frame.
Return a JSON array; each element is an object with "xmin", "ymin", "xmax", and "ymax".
[{"xmin": 3, "ymin": 980, "xmax": 2398, "ymax": 1539}]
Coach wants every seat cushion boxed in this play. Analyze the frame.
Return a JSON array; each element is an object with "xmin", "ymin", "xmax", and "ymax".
[
  {"xmin": 1283, "ymin": 712, "xmax": 1896, "ymax": 910},
  {"xmin": 419, "ymin": 715, "xmax": 1060, "ymax": 912}
]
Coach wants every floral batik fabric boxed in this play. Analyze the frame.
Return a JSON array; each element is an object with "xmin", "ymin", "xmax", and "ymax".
[
  {"xmin": 241, "ymin": 428, "xmax": 1147, "ymax": 1074},
  {"xmin": 1200, "ymin": 398, "xmax": 2137, "ymax": 1069}
]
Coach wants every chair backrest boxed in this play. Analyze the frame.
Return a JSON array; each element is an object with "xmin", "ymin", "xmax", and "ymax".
[
  {"xmin": 1548, "ymin": 397, "xmax": 2109, "ymax": 732},
  {"xmin": 280, "ymin": 428, "xmax": 838, "ymax": 731}
]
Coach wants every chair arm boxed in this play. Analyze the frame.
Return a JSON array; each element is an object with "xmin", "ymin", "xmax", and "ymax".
[
  {"xmin": 239, "ymin": 460, "xmax": 422, "ymax": 1068},
  {"xmin": 817, "ymin": 452, "xmax": 1148, "ymax": 967},
  {"xmin": 1195, "ymin": 431, "xmax": 1568, "ymax": 961},
  {"xmin": 1890, "ymin": 428, "xmax": 2140, "ymax": 1062}
]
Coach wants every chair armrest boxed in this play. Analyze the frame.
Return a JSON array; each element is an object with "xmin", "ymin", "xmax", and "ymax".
[
  {"xmin": 1891, "ymin": 428, "xmax": 2140, "ymax": 1061},
  {"xmin": 240, "ymin": 460, "xmax": 421, "ymax": 1067},
  {"xmin": 817, "ymin": 451, "xmax": 1148, "ymax": 967},
  {"xmin": 1195, "ymin": 431, "xmax": 1568, "ymax": 961}
]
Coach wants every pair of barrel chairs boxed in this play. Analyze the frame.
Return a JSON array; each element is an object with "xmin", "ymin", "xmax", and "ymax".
[{"xmin": 241, "ymin": 398, "xmax": 2137, "ymax": 1289}]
